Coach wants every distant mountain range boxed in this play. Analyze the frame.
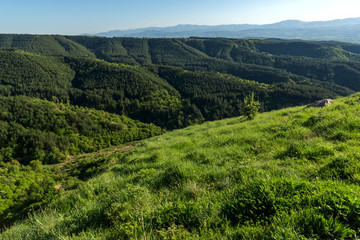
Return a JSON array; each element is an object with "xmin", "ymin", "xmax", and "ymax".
[{"xmin": 92, "ymin": 17, "xmax": 360, "ymax": 43}]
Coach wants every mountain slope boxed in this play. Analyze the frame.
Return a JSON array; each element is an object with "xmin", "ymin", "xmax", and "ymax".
[
  {"xmin": 0, "ymin": 49, "xmax": 190, "ymax": 128},
  {"xmin": 2, "ymin": 45, "xmax": 357, "ymax": 129},
  {"xmin": 67, "ymin": 37, "xmax": 360, "ymax": 92},
  {"xmin": 2, "ymin": 36, "xmax": 360, "ymax": 129},
  {"xmin": 2, "ymin": 93, "xmax": 360, "ymax": 239},
  {"xmin": 0, "ymin": 34, "xmax": 95, "ymax": 58}
]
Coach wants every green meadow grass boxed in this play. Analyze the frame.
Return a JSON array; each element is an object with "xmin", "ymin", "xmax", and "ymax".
[{"xmin": 2, "ymin": 93, "xmax": 360, "ymax": 239}]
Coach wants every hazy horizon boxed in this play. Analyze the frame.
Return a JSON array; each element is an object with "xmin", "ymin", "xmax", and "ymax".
[
  {"xmin": 1, "ymin": 0, "xmax": 360, "ymax": 35},
  {"xmin": 96, "ymin": 17, "xmax": 360, "ymax": 32}
]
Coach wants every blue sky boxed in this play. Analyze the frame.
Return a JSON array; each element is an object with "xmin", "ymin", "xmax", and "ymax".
[{"xmin": 0, "ymin": 0, "xmax": 359, "ymax": 34}]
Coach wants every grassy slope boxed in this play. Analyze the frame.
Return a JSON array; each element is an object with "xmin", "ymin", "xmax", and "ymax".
[{"xmin": 2, "ymin": 93, "xmax": 360, "ymax": 239}]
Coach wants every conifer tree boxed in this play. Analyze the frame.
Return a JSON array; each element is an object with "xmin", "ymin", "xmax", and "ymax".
[{"xmin": 243, "ymin": 92, "xmax": 260, "ymax": 120}]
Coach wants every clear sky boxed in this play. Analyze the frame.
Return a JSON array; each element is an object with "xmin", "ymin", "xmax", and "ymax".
[{"xmin": 0, "ymin": 0, "xmax": 360, "ymax": 35}]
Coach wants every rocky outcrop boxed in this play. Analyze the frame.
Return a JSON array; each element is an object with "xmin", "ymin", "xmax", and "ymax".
[{"xmin": 306, "ymin": 99, "xmax": 333, "ymax": 108}]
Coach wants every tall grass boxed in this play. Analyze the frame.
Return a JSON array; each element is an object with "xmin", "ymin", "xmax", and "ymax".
[{"xmin": 2, "ymin": 93, "xmax": 360, "ymax": 239}]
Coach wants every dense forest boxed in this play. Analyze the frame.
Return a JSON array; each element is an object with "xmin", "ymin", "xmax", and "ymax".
[
  {"xmin": 0, "ymin": 95, "xmax": 162, "ymax": 165},
  {"xmin": 2, "ymin": 35, "xmax": 360, "ymax": 234},
  {"xmin": 1, "ymin": 35, "xmax": 360, "ymax": 128}
]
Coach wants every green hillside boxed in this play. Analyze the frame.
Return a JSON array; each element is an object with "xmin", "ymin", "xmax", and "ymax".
[
  {"xmin": 2, "ymin": 93, "xmax": 360, "ymax": 239},
  {"xmin": 3, "ymin": 35, "xmax": 360, "ymax": 94},
  {"xmin": 66, "ymin": 36, "xmax": 360, "ymax": 90},
  {"xmin": 0, "ymin": 49, "xmax": 191, "ymax": 129},
  {"xmin": 0, "ymin": 95, "xmax": 163, "ymax": 164},
  {"xmin": 0, "ymin": 95, "xmax": 162, "ymax": 228},
  {"xmin": 0, "ymin": 44, "xmax": 357, "ymax": 129},
  {"xmin": 153, "ymin": 65, "xmax": 345, "ymax": 119}
]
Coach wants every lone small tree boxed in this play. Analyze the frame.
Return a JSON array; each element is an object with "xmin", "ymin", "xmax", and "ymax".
[{"xmin": 242, "ymin": 92, "xmax": 260, "ymax": 120}]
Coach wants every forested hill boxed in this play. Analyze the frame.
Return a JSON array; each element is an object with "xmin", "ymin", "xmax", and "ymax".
[
  {"xmin": 1, "ymin": 35, "xmax": 360, "ymax": 128},
  {"xmin": 0, "ymin": 94, "xmax": 163, "ymax": 228},
  {"xmin": 0, "ymin": 95, "xmax": 162, "ymax": 165}
]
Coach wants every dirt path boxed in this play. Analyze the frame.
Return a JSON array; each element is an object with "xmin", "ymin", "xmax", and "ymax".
[{"xmin": 52, "ymin": 143, "xmax": 136, "ymax": 172}]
